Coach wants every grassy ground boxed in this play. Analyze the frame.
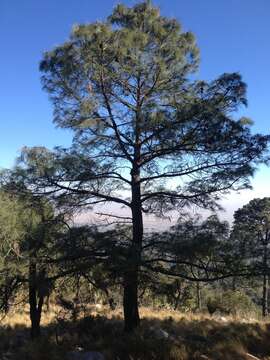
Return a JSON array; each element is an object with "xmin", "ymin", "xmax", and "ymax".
[{"xmin": 1, "ymin": 306, "xmax": 270, "ymax": 359}]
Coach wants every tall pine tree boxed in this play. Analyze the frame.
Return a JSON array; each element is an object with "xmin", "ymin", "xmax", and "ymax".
[{"xmin": 16, "ymin": 2, "xmax": 269, "ymax": 331}]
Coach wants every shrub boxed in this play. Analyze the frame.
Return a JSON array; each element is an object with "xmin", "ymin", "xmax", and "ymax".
[{"xmin": 206, "ymin": 290, "xmax": 257, "ymax": 316}]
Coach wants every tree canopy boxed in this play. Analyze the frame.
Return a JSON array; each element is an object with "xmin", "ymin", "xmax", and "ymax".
[{"xmin": 232, "ymin": 197, "xmax": 270, "ymax": 316}]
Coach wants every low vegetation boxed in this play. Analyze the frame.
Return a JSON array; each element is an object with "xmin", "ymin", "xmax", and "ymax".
[{"xmin": 1, "ymin": 306, "xmax": 270, "ymax": 360}]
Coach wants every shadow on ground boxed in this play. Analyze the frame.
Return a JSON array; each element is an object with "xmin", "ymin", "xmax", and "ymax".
[{"xmin": 1, "ymin": 314, "xmax": 270, "ymax": 360}]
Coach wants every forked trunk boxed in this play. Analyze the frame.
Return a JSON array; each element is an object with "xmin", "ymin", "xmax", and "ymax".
[
  {"xmin": 29, "ymin": 300, "xmax": 43, "ymax": 339},
  {"xmin": 29, "ymin": 259, "xmax": 44, "ymax": 339}
]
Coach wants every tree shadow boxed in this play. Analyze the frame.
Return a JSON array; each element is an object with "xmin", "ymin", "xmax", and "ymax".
[{"xmin": 1, "ymin": 313, "xmax": 270, "ymax": 359}]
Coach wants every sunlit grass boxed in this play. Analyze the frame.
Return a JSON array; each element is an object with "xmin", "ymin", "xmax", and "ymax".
[{"xmin": 1, "ymin": 306, "xmax": 270, "ymax": 359}]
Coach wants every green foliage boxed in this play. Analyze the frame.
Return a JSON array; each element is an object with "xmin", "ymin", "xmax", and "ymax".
[
  {"xmin": 14, "ymin": 0, "xmax": 268, "ymax": 218},
  {"xmin": 146, "ymin": 215, "xmax": 232, "ymax": 283},
  {"xmin": 0, "ymin": 188, "xmax": 66, "ymax": 318},
  {"xmin": 206, "ymin": 290, "xmax": 258, "ymax": 316},
  {"xmin": 0, "ymin": 191, "xmax": 32, "ymax": 257},
  {"xmin": 231, "ymin": 198, "xmax": 270, "ymax": 316},
  {"xmin": 232, "ymin": 197, "xmax": 270, "ymax": 250}
]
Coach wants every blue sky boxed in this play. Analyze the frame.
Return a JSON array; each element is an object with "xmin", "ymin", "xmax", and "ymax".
[{"xmin": 1, "ymin": 0, "xmax": 270, "ymax": 218}]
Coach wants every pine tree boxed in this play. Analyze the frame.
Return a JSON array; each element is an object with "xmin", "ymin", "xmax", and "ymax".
[
  {"xmin": 16, "ymin": 2, "xmax": 269, "ymax": 331},
  {"xmin": 232, "ymin": 198, "xmax": 270, "ymax": 317}
]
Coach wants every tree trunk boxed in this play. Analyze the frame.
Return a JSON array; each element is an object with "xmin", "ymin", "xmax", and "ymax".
[
  {"xmin": 29, "ymin": 296, "xmax": 43, "ymax": 339},
  {"xmin": 262, "ymin": 240, "xmax": 268, "ymax": 317},
  {"xmin": 123, "ymin": 166, "xmax": 143, "ymax": 332},
  {"xmin": 196, "ymin": 282, "xmax": 202, "ymax": 311},
  {"xmin": 173, "ymin": 290, "xmax": 181, "ymax": 311},
  {"xmin": 262, "ymin": 274, "xmax": 268, "ymax": 317},
  {"xmin": 29, "ymin": 259, "xmax": 44, "ymax": 339},
  {"xmin": 123, "ymin": 270, "xmax": 140, "ymax": 332}
]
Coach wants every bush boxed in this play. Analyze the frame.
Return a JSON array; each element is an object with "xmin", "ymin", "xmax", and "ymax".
[{"xmin": 206, "ymin": 290, "xmax": 258, "ymax": 316}]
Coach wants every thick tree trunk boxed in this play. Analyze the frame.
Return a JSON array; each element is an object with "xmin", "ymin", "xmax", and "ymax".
[
  {"xmin": 29, "ymin": 259, "xmax": 44, "ymax": 339},
  {"xmin": 123, "ymin": 270, "xmax": 140, "ymax": 332},
  {"xmin": 123, "ymin": 166, "xmax": 143, "ymax": 332},
  {"xmin": 29, "ymin": 298, "xmax": 43, "ymax": 339}
]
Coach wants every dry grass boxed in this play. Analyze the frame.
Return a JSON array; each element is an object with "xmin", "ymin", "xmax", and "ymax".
[
  {"xmin": 1, "ymin": 306, "xmax": 270, "ymax": 359},
  {"xmin": 139, "ymin": 306, "xmax": 260, "ymax": 323},
  {"xmin": 0, "ymin": 305, "xmax": 58, "ymax": 328},
  {"xmin": 0, "ymin": 303, "xmax": 262, "ymax": 329}
]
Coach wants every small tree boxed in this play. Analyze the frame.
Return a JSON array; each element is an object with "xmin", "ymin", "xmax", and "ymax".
[
  {"xmin": 231, "ymin": 198, "xmax": 270, "ymax": 317},
  {"xmin": 145, "ymin": 215, "xmax": 233, "ymax": 283},
  {"xmin": 15, "ymin": 1, "xmax": 269, "ymax": 331},
  {"xmin": 0, "ymin": 189, "xmax": 66, "ymax": 338}
]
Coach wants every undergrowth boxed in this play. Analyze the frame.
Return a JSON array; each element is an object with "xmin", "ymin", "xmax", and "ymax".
[{"xmin": 1, "ymin": 307, "xmax": 270, "ymax": 359}]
